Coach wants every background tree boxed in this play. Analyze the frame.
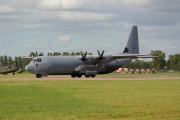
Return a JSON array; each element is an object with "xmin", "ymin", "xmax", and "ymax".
[
  {"xmin": 124, "ymin": 61, "xmax": 134, "ymax": 69},
  {"xmin": 123, "ymin": 59, "xmax": 152, "ymax": 69},
  {"xmin": 14, "ymin": 57, "xmax": 18, "ymax": 67},
  {"xmin": 22, "ymin": 58, "xmax": 32, "ymax": 69},
  {"xmin": 53, "ymin": 52, "xmax": 61, "ymax": 56},
  {"xmin": 48, "ymin": 52, "xmax": 53, "ymax": 56},
  {"xmin": 75, "ymin": 52, "xmax": 80, "ymax": 55},
  {"xmin": 3, "ymin": 55, "xmax": 8, "ymax": 66},
  {"xmin": 62, "ymin": 52, "xmax": 70, "ymax": 56},
  {"xmin": 166, "ymin": 59, "xmax": 170, "ymax": 70},
  {"xmin": 0, "ymin": 56, "xmax": 3, "ymax": 65},
  {"xmin": 151, "ymin": 50, "xmax": 166, "ymax": 71},
  {"xmin": 71, "ymin": 52, "xmax": 75, "ymax": 56},
  {"xmin": 29, "ymin": 52, "xmax": 35, "ymax": 57},
  {"xmin": 14, "ymin": 56, "xmax": 23, "ymax": 69},
  {"xmin": 8, "ymin": 56, "xmax": 13, "ymax": 65},
  {"xmin": 168, "ymin": 54, "xmax": 180, "ymax": 71},
  {"xmin": 87, "ymin": 52, "xmax": 93, "ymax": 55},
  {"xmin": 134, "ymin": 59, "xmax": 141, "ymax": 68}
]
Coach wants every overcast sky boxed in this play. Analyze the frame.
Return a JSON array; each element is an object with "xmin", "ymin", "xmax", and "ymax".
[{"xmin": 0, "ymin": 0, "xmax": 179, "ymax": 59}]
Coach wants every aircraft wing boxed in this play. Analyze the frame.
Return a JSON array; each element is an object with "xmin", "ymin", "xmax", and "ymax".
[{"xmin": 112, "ymin": 54, "xmax": 158, "ymax": 59}]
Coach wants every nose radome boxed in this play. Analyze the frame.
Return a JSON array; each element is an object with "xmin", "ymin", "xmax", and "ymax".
[{"xmin": 25, "ymin": 65, "xmax": 33, "ymax": 73}]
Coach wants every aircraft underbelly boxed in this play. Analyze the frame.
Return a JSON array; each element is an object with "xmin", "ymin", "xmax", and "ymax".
[{"xmin": 48, "ymin": 66, "xmax": 76, "ymax": 75}]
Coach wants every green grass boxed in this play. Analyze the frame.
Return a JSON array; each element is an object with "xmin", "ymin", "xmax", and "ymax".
[{"xmin": 0, "ymin": 80, "xmax": 180, "ymax": 120}]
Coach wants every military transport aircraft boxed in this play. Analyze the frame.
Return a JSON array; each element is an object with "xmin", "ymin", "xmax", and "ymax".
[
  {"xmin": 25, "ymin": 26, "xmax": 157, "ymax": 78},
  {"xmin": 0, "ymin": 62, "xmax": 19, "ymax": 75}
]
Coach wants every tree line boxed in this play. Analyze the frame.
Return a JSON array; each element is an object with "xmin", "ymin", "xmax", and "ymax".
[
  {"xmin": 0, "ymin": 51, "xmax": 93, "ymax": 69},
  {"xmin": 29, "ymin": 52, "xmax": 93, "ymax": 57},
  {"xmin": 0, "ymin": 50, "xmax": 179, "ymax": 72},
  {"xmin": 124, "ymin": 50, "xmax": 180, "ymax": 72}
]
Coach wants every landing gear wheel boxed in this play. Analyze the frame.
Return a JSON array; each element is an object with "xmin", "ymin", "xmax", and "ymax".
[
  {"xmin": 77, "ymin": 74, "xmax": 82, "ymax": 78},
  {"xmin": 91, "ymin": 75, "xmax": 95, "ymax": 78},
  {"xmin": 85, "ymin": 75, "xmax": 90, "ymax": 78},
  {"xmin": 71, "ymin": 74, "xmax": 76, "ymax": 78},
  {"xmin": 36, "ymin": 74, "xmax": 42, "ymax": 78}
]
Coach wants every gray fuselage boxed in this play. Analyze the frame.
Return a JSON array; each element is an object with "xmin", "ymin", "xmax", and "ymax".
[{"xmin": 25, "ymin": 55, "xmax": 132, "ymax": 75}]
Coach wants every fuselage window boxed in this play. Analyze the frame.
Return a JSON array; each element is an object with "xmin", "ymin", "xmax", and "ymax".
[{"xmin": 31, "ymin": 58, "xmax": 41, "ymax": 62}]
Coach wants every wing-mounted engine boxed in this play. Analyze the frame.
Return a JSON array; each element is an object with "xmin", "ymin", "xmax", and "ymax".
[
  {"xmin": 95, "ymin": 50, "xmax": 106, "ymax": 65},
  {"xmin": 78, "ymin": 51, "xmax": 94, "ymax": 65},
  {"xmin": 78, "ymin": 50, "xmax": 114, "ymax": 65},
  {"xmin": 75, "ymin": 50, "xmax": 113, "ymax": 76},
  {"xmin": 94, "ymin": 49, "xmax": 114, "ymax": 67}
]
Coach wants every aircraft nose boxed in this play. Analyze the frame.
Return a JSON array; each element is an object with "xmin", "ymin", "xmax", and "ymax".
[{"xmin": 25, "ymin": 65, "xmax": 33, "ymax": 73}]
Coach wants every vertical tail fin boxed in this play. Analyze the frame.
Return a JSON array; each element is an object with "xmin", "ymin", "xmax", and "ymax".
[{"xmin": 123, "ymin": 26, "xmax": 139, "ymax": 54}]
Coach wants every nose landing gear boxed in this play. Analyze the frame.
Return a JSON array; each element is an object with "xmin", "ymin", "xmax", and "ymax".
[{"xmin": 36, "ymin": 74, "xmax": 42, "ymax": 78}]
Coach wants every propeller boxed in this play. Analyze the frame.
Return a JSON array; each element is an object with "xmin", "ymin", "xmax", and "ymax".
[
  {"xmin": 97, "ymin": 49, "xmax": 105, "ymax": 60},
  {"xmin": 95, "ymin": 49, "xmax": 107, "ymax": 66},
  {"xmin": 80, "ymin": 51, "xmax": 87, "ymax": 62}
]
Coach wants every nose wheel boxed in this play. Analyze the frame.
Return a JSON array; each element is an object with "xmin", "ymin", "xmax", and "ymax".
[{"xmin": 36, "ymin": 74, "xmax": 42, "ymax": 78}]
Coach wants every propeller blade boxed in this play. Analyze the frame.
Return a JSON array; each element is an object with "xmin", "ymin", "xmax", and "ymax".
[
  {"xmin": 97, "ymin": 50, "xmax": 105, "ymax": 60},
  {"xmin": 84, "ymin": 52, "xmax": 87, "ymax": 58},
  {"xmin": 100, "ymin": 50, "xmax": 105, "ymax": 57},
  {"xmin": 97, "ymin": 49, "xmax": 100, "ymax": 56}
]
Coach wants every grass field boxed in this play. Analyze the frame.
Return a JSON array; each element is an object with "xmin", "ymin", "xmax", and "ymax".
[{"xmin": 0, "ymin": 78, "xmax": 180, "ymax": 119}]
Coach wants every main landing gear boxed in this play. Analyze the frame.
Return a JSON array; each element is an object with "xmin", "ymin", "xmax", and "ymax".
[
  {"xmin": 71, "ymin": 74, "xmax": 82, "ymax": 78},
  {"xmin": 71, "ymin": 74, "xmax": 96, "ymax": 78}
]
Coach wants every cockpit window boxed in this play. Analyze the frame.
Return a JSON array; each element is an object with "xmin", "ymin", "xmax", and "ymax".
[
  {"xmin": 31, "ymin": 58, "xmax": 42, "ymax": 62},
  {"xmin": 37, "ymin": 58, "xmax": 42, "ymax": 62}
]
